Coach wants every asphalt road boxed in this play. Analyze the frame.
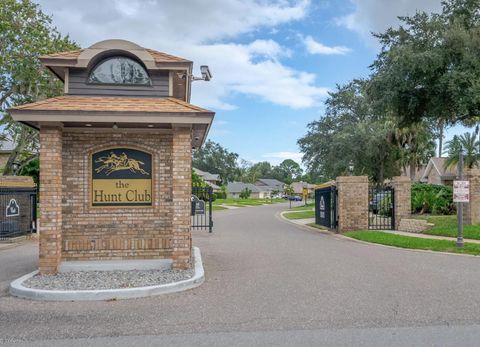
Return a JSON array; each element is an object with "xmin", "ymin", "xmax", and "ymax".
[{"xmin": 2, "ymin": 202, "xmax": 480, "ymax": 346}]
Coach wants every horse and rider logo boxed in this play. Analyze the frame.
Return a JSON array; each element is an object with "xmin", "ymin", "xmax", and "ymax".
[{"xmin": 94, "ymin": 151, "xmax": 150, "ymax": 176}]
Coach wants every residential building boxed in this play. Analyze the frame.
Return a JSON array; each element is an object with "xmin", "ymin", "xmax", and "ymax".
[
  {"xmin": 254, "ymin": 178, "xmax": 285, "ymax": 193},
  {"xmin": 291, "ymin": 181, "xmax": 316, "ymax": 195},
  {"xmin": 193, "ymin": 168, "xmax": 221, "ymax": 192},
  {"xmin": 420, "ymin": 157, "xmax": 457, "ymax": 186},
  {"xmin": 227, "ymin": 182, "xmax": 270, "ymax": 199},
  {"xmin": 0, "ymin": 139, "xmax": 15, "ymax": 172}
]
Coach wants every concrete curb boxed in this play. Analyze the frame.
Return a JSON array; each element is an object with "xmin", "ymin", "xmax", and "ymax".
[
  {"xmin": 9, "ymin": 247, "xmax": 205, "ymax": 301},
  {"xmin": 278, "ymin": 212, "xmax": 480, "ymax": 259}
]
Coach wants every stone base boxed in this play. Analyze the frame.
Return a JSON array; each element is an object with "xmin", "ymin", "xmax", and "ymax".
[
  {"xmin": 58, "ymin": 259, "xmax": 172, "ymax": 272},
  {"xmin": 10, "ymin": 247, "xmax": 203, "ymax": 301},
  {"xmin": 398, "ymin": 218, "xmax": 434, "ymax": 233}
]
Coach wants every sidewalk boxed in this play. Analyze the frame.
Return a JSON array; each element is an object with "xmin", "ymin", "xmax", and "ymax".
[{"xmin": 378, "ymin": 229, "xmax": 480, "ymax": 244}]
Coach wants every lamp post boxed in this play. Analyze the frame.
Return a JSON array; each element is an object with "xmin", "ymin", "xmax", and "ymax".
[
  {"xmin": 348, "ymin": 160, "xmax": 354, "ymax": 176},
  {"xmin": 457, "ymin": 146, "xmax": 464, "ymax": 247},
  {"xmin": 12, "ymin": 161, "xmax": 20, "ymax": 176}
]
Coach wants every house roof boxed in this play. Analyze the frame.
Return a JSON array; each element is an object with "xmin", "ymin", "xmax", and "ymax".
[
  {"xmin": 255, "ymin": 178, "xmax": 285, "ymax": 188},
  {"xmin": 227, "ymin": 182, "xmax": 265, "ymax": 193},
  {"xmin": 11, "ymin": 95, "xmax": 211, "ymax": 114},
  {"xmin": 193, "ymin": 168, "xmax": 220, "ymax": 182},
  {"xmin": 421, "ymin": 157, "xmax": 457, "ymax": 181},
  {"xmin": 41, "ymin": 48, "xmax": 191, "ymax": 64},
  {"xmin": 9, "ymin": 96, "xmax": 214, "ymax": 149},
  {"xmin": 0, "ymin": 138, "xmax": 15, "ymax": 153}
]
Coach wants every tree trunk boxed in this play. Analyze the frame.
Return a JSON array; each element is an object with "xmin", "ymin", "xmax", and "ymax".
[
  {"xmin": 409, "ymin": 162, "xmax": 416, "ymax": 181},
  {"xmin": 378, "ymin": 161, "xmax": 384, "ymax": 186},
  {"xmin": 438, "ymin": 120, "xmax": 444, "ymax": 157}
]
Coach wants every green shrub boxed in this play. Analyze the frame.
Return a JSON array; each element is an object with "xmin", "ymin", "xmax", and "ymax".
[{"xmin": 411, "ymin": 183, "xmax": 455, "ymax": 215}]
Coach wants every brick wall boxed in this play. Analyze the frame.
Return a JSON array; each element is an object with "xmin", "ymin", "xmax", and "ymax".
[
  {"xmin": 39, "ymin": 126, "xmax": 63, "ymax": 274},
  {"xmin": 171, "ymin": 127, "xmax": 192, "ymax": 269},
  {"xmin": 464, "ymin": 169, "xmax": 480, "ymax": 225},
  {"xmin": 336, "ymin": 176, "xmax": 369, "ymax": 232},
  {"xmin": 392, "ymin": 176, "xmax": 411, "ymax": 230},
  {"xmin": 58, "ymin": 129, "xmax": 191, "ymax": 266}
]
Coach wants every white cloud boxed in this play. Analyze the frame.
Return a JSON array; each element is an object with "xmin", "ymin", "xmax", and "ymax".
[
  {"xmin": 37, "ymin": 0, "xmax": 326, "ymax": 110},
  {"xmin": 338, "ymin": 0, "xmax": 442, "ymax": 44},
  {"xmin": 303, "ymin": 36, "xmax": 351, "ymax": 55}
]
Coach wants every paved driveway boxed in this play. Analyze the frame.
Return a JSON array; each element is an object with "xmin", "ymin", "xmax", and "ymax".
[{"xmin": 2, "ymin": 203, "xmax": 480, "ymax": 346}]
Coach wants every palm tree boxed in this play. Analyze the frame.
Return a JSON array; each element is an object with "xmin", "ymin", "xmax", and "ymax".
[
  {"xmin": 444, "ymin": 132, "xmax": 480, "ymax": 169},
  {"xmin": 388, "ymin": 122, "xmax": 435, "ymax": 180}
]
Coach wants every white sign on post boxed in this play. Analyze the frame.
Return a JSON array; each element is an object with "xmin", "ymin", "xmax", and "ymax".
[{"xmin": 453, "ymin": 180, "xmax": 470, "ymax": 203}]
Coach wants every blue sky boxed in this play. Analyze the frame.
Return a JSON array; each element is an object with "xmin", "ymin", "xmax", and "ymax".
[{"xmin": 37, "ymin": 0, "xmax": 470, "ymax": 165}]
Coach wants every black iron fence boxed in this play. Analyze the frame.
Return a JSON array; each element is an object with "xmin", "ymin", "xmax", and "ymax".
[
  {"xmin": 192, "ymin": 185, "xmax": 213, "ymax": 233},
  {"xmin": 0, "ymin": 187, "xmax": 37, "ymax": 240},
  {"xmin": 315, "ymin": 186, "xmax": 337, "ymax": 230},
  {"xmin": 368, "ymin": 185, "xmax": 394, "ymax": 230}
]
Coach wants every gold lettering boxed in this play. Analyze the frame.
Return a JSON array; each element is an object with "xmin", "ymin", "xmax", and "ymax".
[{"xmin": 94, "ymin": 190, "xmax": 104, "ymax": 202}]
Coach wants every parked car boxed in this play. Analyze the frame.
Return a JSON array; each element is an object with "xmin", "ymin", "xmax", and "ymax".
[{"xmin": 288, "ymin": 195, "xmax": 302, "ymax": 201}]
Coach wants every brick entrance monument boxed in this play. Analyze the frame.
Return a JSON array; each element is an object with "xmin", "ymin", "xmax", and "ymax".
[{"xmin": 10, "ymin": 39, "xmax": 215, "ymax": 274}]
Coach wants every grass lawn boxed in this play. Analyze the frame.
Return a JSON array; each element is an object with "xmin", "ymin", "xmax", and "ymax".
[
  {"xmin": 345, "ymin": 230, "xmax": 480, "ymax": 256},
  {"xmin": 288, "ymin": 202, "xmax": 314, "ymax": 211},
  {"xmin": 283, "ymin": 210, "xmax": 315, "ymax": 220},
  {"xmin": 414, "ymin": 215, "xmax": 480, "ymax": 240}
]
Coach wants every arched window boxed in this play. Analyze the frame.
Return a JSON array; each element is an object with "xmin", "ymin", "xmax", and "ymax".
[{"xmin": 88, "ymin": 56, "xmax": 151, "ymax": 85}]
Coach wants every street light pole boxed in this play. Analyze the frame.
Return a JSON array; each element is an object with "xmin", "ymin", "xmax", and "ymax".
[{"xmin": 457, "ymin": 147, "xmax": 464, "ymax": 248}]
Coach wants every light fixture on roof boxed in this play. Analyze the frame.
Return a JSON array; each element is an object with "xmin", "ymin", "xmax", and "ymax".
[
  {"xmin": 147, "ymin": 124, "xmax": 154, "ymax": 128},
  {"xmin": 177, "ymin": 65, "xmax": 212, "ymax": 82},
  {"xmin": 85, "ymin": 123, "xmax": 92, "ymax": 127},
  {"xmin": 112, "ymin": 122, "xmax": 118, "ymax": 130}
]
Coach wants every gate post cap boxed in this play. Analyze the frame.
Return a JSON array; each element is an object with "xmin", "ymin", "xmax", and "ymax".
[
  {"xmin": 336, "ymin": 175, "xmax": 368, "ymax": 183},
  {"xmin": 392, "ymin": 176, "xmax": 411, "ymax": 183}
]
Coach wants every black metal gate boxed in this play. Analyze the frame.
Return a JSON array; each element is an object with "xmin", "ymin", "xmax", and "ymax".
[
  {"xmin": 0, "ymin": 187, "xmax": 37, "ymax": 240},
  {"xmin": 368, "ymin": 185, "xmax": 394, "ymax": 230},
  {"xmin": 191, "ymin": 185, "xmax": 213, "ymax": 233},
  {"xmin": 315, "ymin": 186, "xmax": 337, "ymax": 230}
]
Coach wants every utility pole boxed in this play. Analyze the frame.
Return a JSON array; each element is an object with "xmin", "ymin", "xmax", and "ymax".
[{"xmin": 457, "ymin": 147, "xmax": 464, "ymax": 248}]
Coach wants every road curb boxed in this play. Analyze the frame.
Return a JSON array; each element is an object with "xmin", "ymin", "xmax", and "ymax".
[
  {"xmin": 278, "ymin": 210, "xmax": 480, "ymax": 259},
  {"xmin": 9, "ymin": 246, "xmax": 205, "ymax": 301}
]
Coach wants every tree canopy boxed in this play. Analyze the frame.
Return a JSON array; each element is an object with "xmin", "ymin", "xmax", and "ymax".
[{"xmin": 1, "ymin": 0, "xmax": 78, "ymax": 174}]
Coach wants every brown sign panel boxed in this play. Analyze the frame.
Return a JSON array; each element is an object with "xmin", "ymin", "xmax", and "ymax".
[{"xmin": 91, "ymin": 147, "xmax": 152, "ymax": 207}]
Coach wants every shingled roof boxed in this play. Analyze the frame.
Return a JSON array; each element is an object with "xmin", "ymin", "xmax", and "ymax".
[
  {"xmin": 41, "ymin": 48, "xmax": 191, "ymax": 64},
  {"xmin": 11, "ymin": 96, "xmax": 211, "ymax": 114}
]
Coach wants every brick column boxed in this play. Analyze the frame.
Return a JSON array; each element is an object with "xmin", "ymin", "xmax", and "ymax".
[
  {"xmin": 171, "ymin": 127, "xmax": 192, "ymax": 269},
  {"xmin": 336, "ymin": 176, "xmax": 368, "ymax": 232},
  {"xmin": 39, "ymin": 126, "xmax": 63, "ymax": 274},
  {"xmin": 463, "ymin": 169, "xmax": 480, "ymax": 225},
  {"xmin": 392, "ymin": 176, "xmax": 411, "ymax": 230}
]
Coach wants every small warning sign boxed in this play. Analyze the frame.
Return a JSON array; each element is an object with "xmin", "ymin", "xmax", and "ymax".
[{"xmin": 453, "ymin": 180, "xmax": 470, "ymax": 203}]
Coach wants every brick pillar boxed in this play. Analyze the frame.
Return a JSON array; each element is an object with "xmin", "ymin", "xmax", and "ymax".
[
  {"xmin": 39, "ymin": 126, "xmax": 63, "ymax": 274},
  {"xmin": 392, "ymin": 176, "xmax": 411, "ymax": 230},
  {"xmin": 171, "ymin": 127, "xmax": 192, "ymax": 269},
  {"xmin": 336, "ymin": 176, "xmax": 368, "ymax": 232},
  {"xmin": 463, "ymin": 169, "xmax": 480, "ymax": 225}
]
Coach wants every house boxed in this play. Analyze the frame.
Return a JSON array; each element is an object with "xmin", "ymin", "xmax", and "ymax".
[
  {"xmin": 254, "ymin": 178, "xmax": 285, "ymax": 193},
  {"xmin": 0, "ymin": 139, "xmax": 15, "ymax": 172},
  {"xmin": 420, "ymin": 157, "xmax": 457, "ymax": 186},
  {"xmin": 291, "ymin": 181, "xmax": 316, "ymax": 195},
  {"xmin": 227, "ymin": 182, "xmax": 270, "ymax": 199},
  {"xmin": 193, "ymin": 168, "xmax": 221, "ymax": 192}
]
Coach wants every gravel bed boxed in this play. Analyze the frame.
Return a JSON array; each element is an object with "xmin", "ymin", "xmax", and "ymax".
[{"xmin": 23, "ymin": 266, "xmax": 195, "ymax": 291}]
